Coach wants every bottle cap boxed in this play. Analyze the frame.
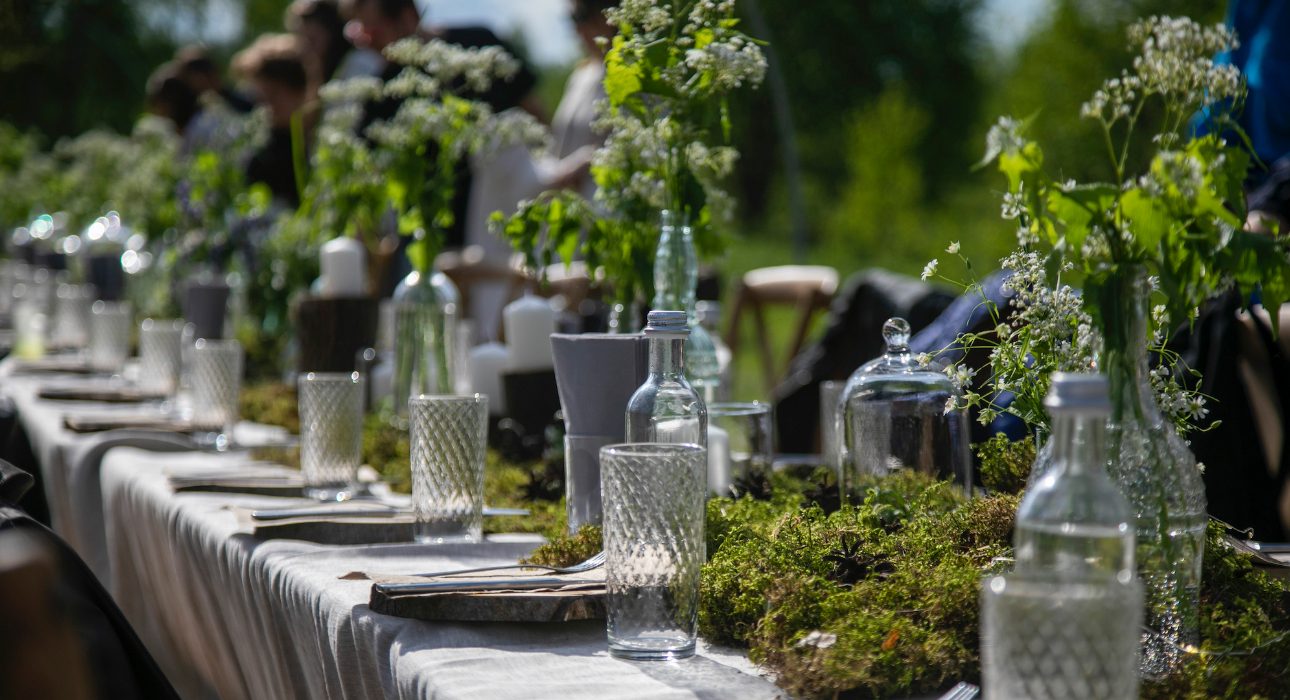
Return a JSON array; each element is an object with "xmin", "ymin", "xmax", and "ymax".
[
  {"xmin": 1044, "ymin": 372, "xmax": 1111, "ymax": 412},
  {"xmin": 644, "ymin": 310, "xmax": 690, "ymax": 337}
]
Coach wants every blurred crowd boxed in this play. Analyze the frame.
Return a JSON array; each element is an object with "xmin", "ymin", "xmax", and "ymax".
[{"xmin": 143, "ymin": 0, "xmax": 614, "ymax": 334}]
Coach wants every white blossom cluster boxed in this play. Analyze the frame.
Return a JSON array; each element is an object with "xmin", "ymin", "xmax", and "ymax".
[
  {"xmin": 1083, "ymin": 16, "xmax": 1240, "ymax": 125},
  {"xmin": 982, "ymin": 116, "xmax": 1027, "ymax": 165},
  {"xmin": 1139, "ymin": 150, "xmax": 1205, "ymax": 202},
  {"xmin": 608, "ymin": 0, "xmax": 766, "ymax": 100},
  {"xmin": 367, "ymin": 98, "xmax": 549, "ymax": 162},
  {"xmin": 1151, "ymin": 364, "xmax": 1208, "ymax": 424},
  {"xmin": 383, "ymin": 38, "xmax": 521, "ymax": 94},
  {"xmin": 318, "ymin": 76, "xmax": 384, "ymax": 105},
  {"xmin": 999, "ymin": 251, "xmax": 1097, "ymax": 374}
]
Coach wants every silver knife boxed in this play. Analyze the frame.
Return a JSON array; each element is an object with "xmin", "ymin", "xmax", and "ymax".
[{"xmin": 375, "ymin": 577, "xmax": 603, "ymax": 597}]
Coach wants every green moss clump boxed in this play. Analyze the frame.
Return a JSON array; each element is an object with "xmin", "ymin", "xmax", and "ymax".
[
  {"xmin": 522, "ymin": 525, "xmax": 602, "ymax": 567},
  {"xmin": 239, "ymin": 381, "xmax": 300, "ymax": 433},
  {"xmin": 975, "ymin": 434, "xmax": 1034, "ymax": 495}
]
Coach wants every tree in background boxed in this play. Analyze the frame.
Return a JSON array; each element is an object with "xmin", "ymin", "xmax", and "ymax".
[{"xmin": 0, "ymin": 1, "xmax": 175, "ymax": 140}]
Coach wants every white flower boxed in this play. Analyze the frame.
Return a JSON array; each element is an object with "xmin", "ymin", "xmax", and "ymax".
[
  {"xmin": 1000, "ymin": 185, "xmax": 1026, "ymax": 220},
  {"xmin": 796, "ymin": 630, "xmax": 837, "ymax": 649},
  {"xmin": 946, "ymin": 241, "xmax": 960, "ymax": 254},
  {"xmin": 916, "ymin": 353, "xmax": 932, "ymax": 367},
  {"xmin": 983, "ymin": 116, "xmax": 1027, "ymax": 164},
  {"xmin": 921, "ymin": 259, "xmax": 938, "ymax": 281}
]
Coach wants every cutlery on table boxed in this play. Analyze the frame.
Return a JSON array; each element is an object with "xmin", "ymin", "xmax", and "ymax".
[{"xmin": 410, "ymin": 551, "xmax": 605, "ymax": 579}]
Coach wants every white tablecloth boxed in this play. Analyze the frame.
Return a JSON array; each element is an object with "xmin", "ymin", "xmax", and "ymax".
[{"xmin": 0, "ymin": 361, "xmax": 782, "ymax": 700}]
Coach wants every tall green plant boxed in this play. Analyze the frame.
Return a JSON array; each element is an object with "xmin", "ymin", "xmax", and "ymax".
[{"xmin": 494, "ymin": 0, "xmax": 766, "ymax": 308}]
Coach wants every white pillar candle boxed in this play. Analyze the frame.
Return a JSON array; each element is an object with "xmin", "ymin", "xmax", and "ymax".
[
  {"xmin": 503, "ymin": 294, "xmax": 556, "ymax": 372},
  {"xmin": 319, "ymin": 237, "xmax": 366, "ymax": 298},
  {"xmin": 707, "ymin": 424, "xmax": 732, "ymax": 495},
  {"xmin": 469, "ymin": 342, "xmax": 509, "ymax": 415}
]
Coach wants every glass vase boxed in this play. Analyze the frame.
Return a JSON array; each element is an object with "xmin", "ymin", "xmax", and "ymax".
[
  {"xmin": 1098, "ymin": 265, "xmax": 1207, "ymax": 678},
  {"xmin": 391, "ymin": 268, "xmax": 460, "ymax": 428}
]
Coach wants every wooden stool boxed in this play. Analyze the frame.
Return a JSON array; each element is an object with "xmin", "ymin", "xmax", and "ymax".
[{"xmin": 726, "ymin": 265, "xmax": 839, "ymax": 391}]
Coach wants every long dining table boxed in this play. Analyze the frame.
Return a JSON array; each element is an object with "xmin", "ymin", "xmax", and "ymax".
[{"xmin": 0, "ymin": 358, "xmax": 781, "ymax": 700}]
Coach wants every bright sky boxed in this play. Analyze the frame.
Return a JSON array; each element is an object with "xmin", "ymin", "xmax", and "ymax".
[{"xmin": 147, "ymin": 0, "xmax": 1054, "ymax": 68}]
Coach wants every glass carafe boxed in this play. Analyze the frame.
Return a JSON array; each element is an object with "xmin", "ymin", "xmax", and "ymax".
[
  {"xmin": 391, "ymin": 268, "xmax": 460, "ymax": 428},
  {"xmin": 652, "ymin": 211, "xmax": 720, "ymax": 401}
]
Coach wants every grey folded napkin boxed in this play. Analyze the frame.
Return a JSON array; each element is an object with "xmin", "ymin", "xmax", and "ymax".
[{"xmin": 64, "ymin": 413, "xmax": 191, "ymax": 433}]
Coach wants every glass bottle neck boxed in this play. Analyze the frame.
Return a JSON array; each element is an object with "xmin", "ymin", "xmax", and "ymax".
[
  {"xmin": 649, "ymin": 337, "xmax": 687, "ymax": 380},
  {"xmin": 1098, "ymin": 265, "xmax": 1156, "ymax": 423},
  {"xmin": 652, "ymin": 213, "xmax": 697, "ymax": 317},
  {"xmin": 1048, "ymin": 411, "xmax": 1107, "ymax": 476}
]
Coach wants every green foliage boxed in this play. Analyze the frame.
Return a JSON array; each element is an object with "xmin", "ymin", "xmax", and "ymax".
[
  {"xmin": 522, "ymin": 525, "xmax": 603, "ymax": 567},
  {"xmin": 975, "ymin": 434, "xmax": 1035, "ymax": 495},
  {"xmin": 239, "ymin": 381, "xmax": 300, "ymax": 434},
  {"xmin": 702, "ymin": 476, "xmax": 1290, "ymax": 699},
  {"xmin": 498, "ymin": 0, "xmax": 763, "ymax": 307}
]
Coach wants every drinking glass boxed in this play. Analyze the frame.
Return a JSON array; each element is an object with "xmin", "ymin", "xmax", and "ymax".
[
  {"xmin": 981, "ymin": 572, "xmax": 1142, "ymax": 700},
  {"xmin": 191, "ymin": 339, "xmax": 243, "ymax": 448},
  {"xmin": 409, "ymin": 394, "xmax": 488, "ymax": 543},
  {"xmin": 298, "ymin": 372, "xmax": 364, "ymax": 500},
  {"xmin": 600, "ymin": 443, "xmax": 707, "ymax": 660},
  {"xmin": 50, "ymin": 284, "xmax": 92, "ymax": 350},
  {"xmin": 819, "ymin": 380, "xmax": 843, "ymax": 471},
  {"xmin": 89, "ymin": 301, "xmax": 132, "ymax": 373},
  {"xmin": 706, "ymin": 402, "xmax": 774, "ymax": 496},
  {"xmin": 138, "ymin": 319, "xmax": 185, "ymax": 396}
]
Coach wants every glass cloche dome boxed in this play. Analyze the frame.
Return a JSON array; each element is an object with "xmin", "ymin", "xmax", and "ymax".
[{"xmin": 834, "ymin": 317, "xmax": 972, "ymax": 500}]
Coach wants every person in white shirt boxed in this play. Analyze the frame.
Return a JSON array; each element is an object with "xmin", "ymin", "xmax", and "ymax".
[{"xmin": 463, "ymin": 0, "xmax": 614, "ymax": 338}]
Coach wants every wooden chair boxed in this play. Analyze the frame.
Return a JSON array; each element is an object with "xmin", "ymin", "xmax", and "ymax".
[{"xmin": 726, "ymin": 265, "xmax": 839, "ymax": 391}]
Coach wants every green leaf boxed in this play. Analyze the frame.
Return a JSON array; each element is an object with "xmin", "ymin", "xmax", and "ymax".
[
  {"xmin": 695, "ymin": 28, "xmax": 715, "ymax": 49},
  {"xmin": 604, "ymin": 39, "xmax": 643, "ymax": 107},
  {"xmin": 1047, "ymin": 183, "xmax": 1116, "ymax": 253},
  {"xmin": 1120, "ymin": 189, "xmax": 1170, "ymax": 250}
]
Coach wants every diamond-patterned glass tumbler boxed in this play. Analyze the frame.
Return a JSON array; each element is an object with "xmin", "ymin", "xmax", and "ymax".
[
  {"xmin": 299, "ymin": 372, "xmax": 364, "ymax": 500},
  {"xmin": 981, "ymin": 572, "xmax": 1142, "ymax": 700},
  {"xmin": 51, "ymin": 284, "xmax": 92, "ymax": 350},
  {"xmin": 409, "ymin": 394, "xmax": 488, "ymax": 543},
  {"xmin": 600, "ymin": 443, "xmax": 708, "ymax": 660},
  {"xmin": 89, "ymin": 301, "xmax": 132, "ymax": 373},
  {"xmin": 191, "ymin": 339, "xmax": 243, "ymax": 441},
  {"xmin": 138, "ymin": 319, "xmax": 185, "ymax": 395}
]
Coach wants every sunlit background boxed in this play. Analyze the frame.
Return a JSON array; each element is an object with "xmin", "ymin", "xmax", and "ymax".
[{"xmin": 0, "ymin": 0, "xmax": 1228, "ymax": 400}]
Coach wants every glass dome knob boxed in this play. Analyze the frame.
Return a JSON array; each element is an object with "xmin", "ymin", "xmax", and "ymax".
[{"xmin": 882, "ymin": 318, "xmax": 911, "ymax": 353}]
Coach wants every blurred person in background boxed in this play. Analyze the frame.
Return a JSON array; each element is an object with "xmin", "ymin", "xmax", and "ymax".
[
  {"xmin": 1215, "ymin": 0, "xmax": 1290, "ymax": 232},
  {"xmin": 233, "ymin": 34, "xmax": 309, "ymax": 208},
  {"xmin": 286, "ymin": 0, "xmax": 381, "ymax": 92},
  {"xmin": 175, "ymin": 46, "xmax": 255, "ymax": 113},
  {"xmin": 462, "ymin": 0, "xmax": 615, "ymax": 338},
  {"xmin": 144, "ymin": 62, "xmax": 199, "ymax": 136},
  {"xmin": 339, "ymin": 0, "xmax": 542, "ymax": 299}
]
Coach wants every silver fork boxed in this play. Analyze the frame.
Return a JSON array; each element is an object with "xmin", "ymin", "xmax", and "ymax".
[
  {"xmin": 936, "ymin": 682, "xmax": 979, "ymax": 700},
  {"xmin": 411, "ymin": 551, "xmax": 606, "ymax": 578}
]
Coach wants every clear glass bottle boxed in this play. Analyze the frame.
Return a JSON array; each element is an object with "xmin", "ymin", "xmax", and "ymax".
[
  {"xmin": 625, "ymin": 310, "xmax": 707, "ymax": 447},
  {"xmin": 695, "ymin": 301, "xmax": 731, "ymax": 403},
  {"xmin": 1098, "ymin": 266, "xmax": 1207, "ymax": 678},
  {"xmin": 391, "ymin": 268, "xmax": 459, "ymax": 428},
  {"xmin": 652, "ymin": 211, "xmax": 720, "ymax": 400},
  {"xmin": 1014, "ymin": 373, "xmax": 1136, "ymax": 579},
  {"xmin": 837, "ymin": 318, "xmax": 971, "ymax": 499}
]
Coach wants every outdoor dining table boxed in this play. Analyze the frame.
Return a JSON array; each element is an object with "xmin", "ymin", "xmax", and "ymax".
[{"xmin": 0, "ymin": 357, "xmax": 782, "ymax": 700}]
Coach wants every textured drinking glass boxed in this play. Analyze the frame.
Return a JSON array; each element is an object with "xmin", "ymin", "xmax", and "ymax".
[
  {"xmin": 89, "ymin": 301, "xmax": 132, "ymax": 373},
  {"xmin": 706, "ymin": 402, "xmax": 774, "ymax": 496},
  {"xmin": 138, "ymin": 319, "xmax": 185, "ymax": 395},
  {"xmin": 981, "ymin": 572, "xmax": 1142, "ymax": 700},
  {"xmin": 298, "ymin": 372, "xmax": 365, "ymax": 500},
  {"xmin": 820, "ymin": 380, "xmax": 843, "ymax": 471},
  {"xmin": 409, "ymin": 394, "xmax": 488, "ymax": 543},
  {"xmin": 601, "ymin": 443, "xmax": 707, "ymax": 661},
  {"xmin": 50, "ymin": 284, "xmax": 92, "ymax": 350},
  {"xmin": 191, "ymin": 339, "xmax": 243, "ymax": 444}
]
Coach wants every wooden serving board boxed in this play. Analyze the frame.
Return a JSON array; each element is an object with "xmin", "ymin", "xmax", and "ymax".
[
  {"xmin": 351, "ymin": 569, "xmax": 606, "ymax": 623},
  {"xmin": 40, "ymin": 385, "xmax": 166, "ymax": 403},
  {"xmin": 64, "ymin": 414, "xmax": 193, "ymax": 433},
  {"xmin": 371, "ymin": 588, "xmax": 606, "ymax": 622}
]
